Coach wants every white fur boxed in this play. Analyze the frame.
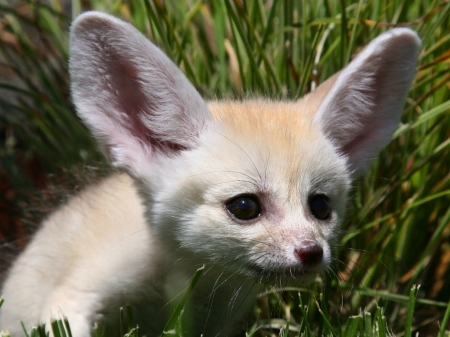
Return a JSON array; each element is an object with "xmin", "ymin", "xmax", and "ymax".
[{"xmin": 0, "ymin": 12, "xmax": 420, "ymax": 337}]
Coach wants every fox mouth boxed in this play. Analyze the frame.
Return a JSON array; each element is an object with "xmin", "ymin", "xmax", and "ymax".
[{"xmin": 245, "ymin": 263, "xmax": 321, "ymax": 282}]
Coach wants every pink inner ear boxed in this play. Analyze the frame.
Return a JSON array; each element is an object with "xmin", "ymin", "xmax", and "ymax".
[
  {"xmin": 105, "ymin": 51, "xmax": 188, "ymax": 155},
  {"xmin": 108, "ymin": 54, "xmax": 150, "ymax": 144},
  {"xmin": 341, "ymin": 127, "xmax": 388, "ymax": 171}
]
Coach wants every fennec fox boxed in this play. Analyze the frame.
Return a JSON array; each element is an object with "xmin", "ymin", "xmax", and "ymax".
[{"xmin": 0, "ymin": 11, "xmax": 420, "ymax": 337}]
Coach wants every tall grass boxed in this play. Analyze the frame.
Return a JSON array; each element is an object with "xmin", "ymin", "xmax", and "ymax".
[{"xmin": 0, "ymin": 0, "xmax": 449, "ymax": 335}]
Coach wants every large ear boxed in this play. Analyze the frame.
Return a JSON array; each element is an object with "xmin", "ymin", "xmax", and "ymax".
[
  {"xmin": 69, "ymin": 12, "xmax": 212, "ymax": 177},
  {"xmin": 312, "ymin": 28, "xmax": 420, "ymax": 176}
]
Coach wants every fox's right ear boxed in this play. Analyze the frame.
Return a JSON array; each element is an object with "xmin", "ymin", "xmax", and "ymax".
[{"xmin": 69, "ymin": 12, "xmax": 212, "ymax": 177}]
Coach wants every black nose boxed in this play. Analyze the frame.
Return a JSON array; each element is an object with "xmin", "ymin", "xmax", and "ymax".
[{"xmin": 294, "ymin": 241, "xmax": 323, "ymax": 266}]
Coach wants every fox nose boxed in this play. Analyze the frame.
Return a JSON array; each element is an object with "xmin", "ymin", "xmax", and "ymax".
[{"xmin": 294, "ymin": 241, "xmax": 323, "ymax": 266}]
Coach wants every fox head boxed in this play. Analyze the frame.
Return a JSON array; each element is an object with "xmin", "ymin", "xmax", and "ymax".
[{"xmin": 69, "ymin": 12, "xmax": 419, "ymax": 282}]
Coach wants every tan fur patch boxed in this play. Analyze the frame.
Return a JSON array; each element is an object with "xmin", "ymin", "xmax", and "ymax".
[{"xmin": 206, "ymin": 98, "xmax": 337, "ymax": 200}]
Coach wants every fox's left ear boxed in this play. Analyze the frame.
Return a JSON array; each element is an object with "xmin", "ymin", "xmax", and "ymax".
[{"xmin": 312, "ymin": 28, "xmax": 420, "ymax": 177}]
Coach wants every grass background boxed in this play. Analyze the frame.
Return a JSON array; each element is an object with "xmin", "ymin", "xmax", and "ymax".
[{"xmin": 0, "ymin": 0, "xmax": 450, "ymax": 335}]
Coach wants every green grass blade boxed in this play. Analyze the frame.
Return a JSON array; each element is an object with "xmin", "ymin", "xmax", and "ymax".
[
  {"xmin": 439, "ymin": 301, "xmax": 450, "ymax": 337},
  {"xmin": 394, "ymin": 100, "xmax": 450, "ymax": 138},
  {"xmin": 21, "ymin": 321, "xmax": 31, "ymax": 337},
  {"xmin": 224, "ymin": 0, "xmax": 265, "ymax": 90},
  {"xmin": 364, "ymin": 311, "xmax": 373, "ymax": 337},
  {"xmin": 161, "ymin": 265, "xmax": 204, "ymax": 335},
  {"xmin": 314, "ymin": 297, "xmax": 336, "ymax": 335},
  {"xmin": 404, "ymin": 285, "xmax": 420, "ymax": 336},
  {"xmin": 343, "ymin": 315, "xmax": 362, "ymax": 337},
  {"xmin": 375, "ymin": 306, "xmax": 388, "ymax": 337}
]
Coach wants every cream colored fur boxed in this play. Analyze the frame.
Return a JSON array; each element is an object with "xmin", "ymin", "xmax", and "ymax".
[{"xmin": 0, "ymin": 12, "xmax": 420, "ymax": 337}]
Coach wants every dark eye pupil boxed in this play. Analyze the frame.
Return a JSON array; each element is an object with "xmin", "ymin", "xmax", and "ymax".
[
  {"xmin": 226, "ymin": 196, "xmax": 261, "ymax": 220},
  {"xmin": 310, "ymin": 195, "xmax": 331, "ymax": 220}
]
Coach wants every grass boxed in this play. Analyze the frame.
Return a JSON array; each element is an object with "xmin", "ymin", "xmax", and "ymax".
[{"xmin": 0, "ymin": 0, "xmax": 450, "ymax": 336}]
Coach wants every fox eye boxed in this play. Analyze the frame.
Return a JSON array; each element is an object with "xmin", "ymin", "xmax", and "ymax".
[
  {"xmin": 309, "ymin": 195, "xmax": 331, "ymax": 220},
  {"xmin": 226, "ymin": 195, "xmax": 261, "ymax": 221}
]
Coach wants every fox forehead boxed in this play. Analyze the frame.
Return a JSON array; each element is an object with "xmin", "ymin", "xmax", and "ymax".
[
  {"xmin": 206, "ymin": 75, "xmax": 337, "ymax": 145},
  {"xmin": 180, "ymin": 98, "xmax": 351, "ymax": 201},
  {"xmin": 208, "ymin": 99, "xmax": 319, "ymax": 143}
]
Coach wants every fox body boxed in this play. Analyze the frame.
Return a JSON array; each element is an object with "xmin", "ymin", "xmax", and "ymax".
[{"xmin": 0, "ymin": 12, "xmax": 420, "ymax": 337}]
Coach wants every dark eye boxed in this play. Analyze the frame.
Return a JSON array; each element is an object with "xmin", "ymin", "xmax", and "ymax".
[
  {"xmin": 309, "ymin": 195, "xmax": 331, "ymax": 220},
  {"xmin": 226, "ymin": 195, "xmax": 261, "ymax": 221}
]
